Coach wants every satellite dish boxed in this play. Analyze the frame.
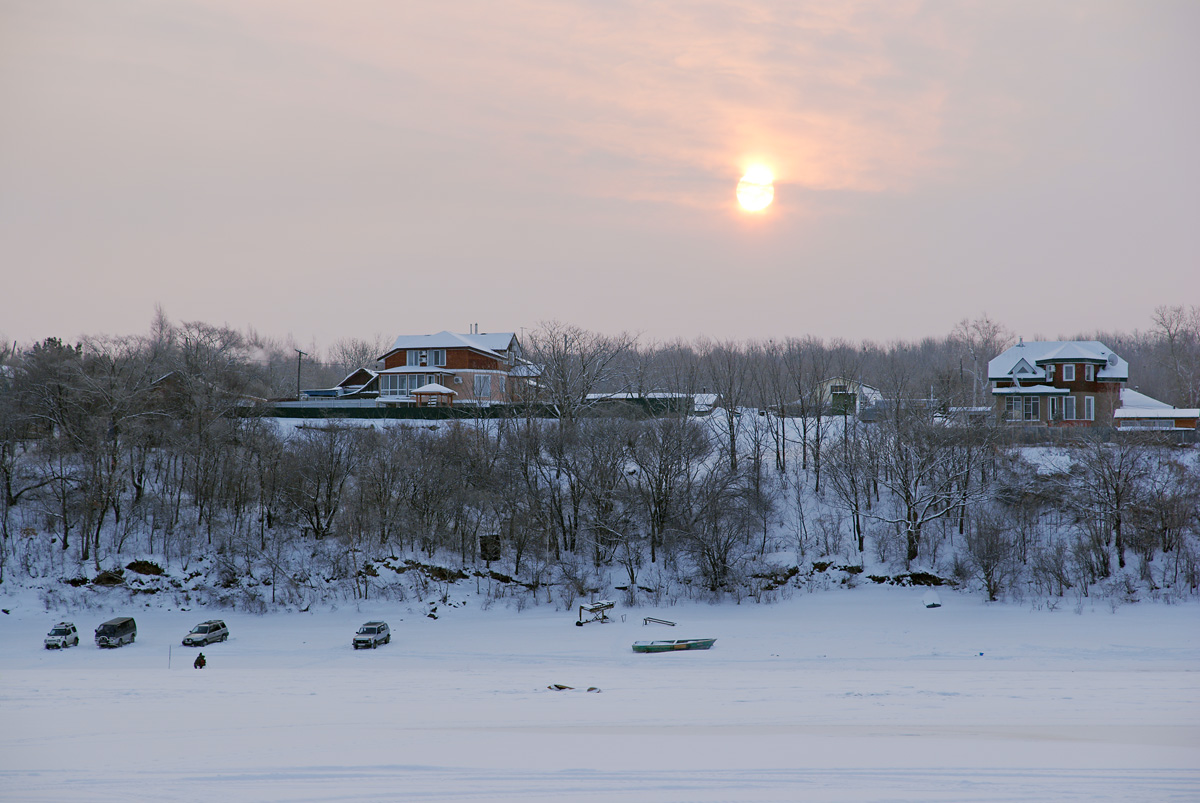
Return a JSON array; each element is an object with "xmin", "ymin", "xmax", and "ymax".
[{"xmin": 1107, "ymin": 353, "xmax": 1118, "ymax": 368}]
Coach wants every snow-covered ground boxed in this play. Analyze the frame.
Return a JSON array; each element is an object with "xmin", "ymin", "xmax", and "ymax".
[{"xmin": 2, "ymin": 588, "xmax": 1197, "ymax": 802}]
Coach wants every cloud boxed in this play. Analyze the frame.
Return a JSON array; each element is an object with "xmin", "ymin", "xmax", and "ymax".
[{"xmin": 193, "ymin": 1, "xmax": 961, "ymax": 206}]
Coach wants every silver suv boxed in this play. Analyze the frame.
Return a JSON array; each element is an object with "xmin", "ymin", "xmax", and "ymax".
[
  {"xmin": 183, "ymin": 620, "xmax": 229, "ymax": 646},
  {"xmin": 353, "ymin": 621, "xmax": 391, "ymax": 649},
  {"xmin": 44, "ymin": 622, "xmax": 79, "ymax": 649}
]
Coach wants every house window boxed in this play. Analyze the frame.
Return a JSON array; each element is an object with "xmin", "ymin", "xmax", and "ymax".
[
  {"xmin": 433, "ymin": 349, "xmax": 446, "ymax": 367},
  {"xmin": 1023, "ymin": 396, "xmax": 1040, "ymax": 421},
  {"xmin": 1005, "ymin": 396, "xmax": 1021, "ymax": 421},
  {"xmin": 474, "ymin": 374, "xmax": 492, "ymax": 398},
  {"xmin": 382, "ymin": 374, "xmax": 408, "ymax": 395},
  {"xmin": 497, "ymin": 374, "xmax": 506, "ymax": 394},
  {"xmin": 1063, "ymin": 396, "xmax": 1076, "ymax": 420},
  {"xmin": 1085, "ymin": 364, "xmax": 1094, "ymax": 382},
  {"xmin": 406, "ymin": 349, "xmax": 419, "ymax": 367},
  {"xmin": 1084, "ymin": 396, "xmax": 1094, "ymax": 421},
  {"xmin": 1062, "ymin": 364, "xmax": 1075, "ymax": 382}
]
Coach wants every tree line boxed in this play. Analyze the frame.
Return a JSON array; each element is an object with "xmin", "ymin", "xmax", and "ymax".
[{"xmin": 1, "ymin": 307, "xmax": 1197, "ymax": 605}]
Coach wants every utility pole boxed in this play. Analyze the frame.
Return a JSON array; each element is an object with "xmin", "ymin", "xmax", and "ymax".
[{"xmin": 295, "ymin": 349, "xmax": 306, "ymax": 401}]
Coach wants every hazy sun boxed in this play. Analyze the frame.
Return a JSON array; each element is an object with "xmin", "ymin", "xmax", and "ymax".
[{"xmin": 737, "ymin": 166, "xmax": 774, "ymax": 212}]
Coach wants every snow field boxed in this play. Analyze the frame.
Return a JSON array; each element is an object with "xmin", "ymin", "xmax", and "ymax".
[{"xmin": 1, "ymin": 586, "xmax": 1197, "ymax": 801}]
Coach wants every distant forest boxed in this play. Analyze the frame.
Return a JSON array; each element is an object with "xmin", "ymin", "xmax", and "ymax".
[{"xmin": 1, "ymin": 306, "xmax": 1197, "ymax": 607}]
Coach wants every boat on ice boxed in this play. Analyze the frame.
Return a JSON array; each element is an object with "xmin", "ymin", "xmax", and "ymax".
[{"xmin": 631, "ymin": 638, "xmax": 716, "ymax": 653}]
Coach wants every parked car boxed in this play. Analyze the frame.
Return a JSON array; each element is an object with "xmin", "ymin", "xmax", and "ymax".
[
  {"xmin": 353, "ymin": 621, "xmax": 391, "ymax": 649},
  {"xmin": 182, "ymin": 620, "xmax": 229, "ymax": 646},
  {"xmin": 95, "ymin": 617, "xmax": 137, "ymax": 648},
  {"xmin": 44, "ymin": 622, "xmax": 79, "ymax": 649}
]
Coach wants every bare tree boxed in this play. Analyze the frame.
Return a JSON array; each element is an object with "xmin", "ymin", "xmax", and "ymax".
[
  {"xmin": 328, "ymin": 335, "xmax": 388, "ymax": 377},
  {"xmin": 963, "ymin": 506, "xmax": 1018, "ymax": 601},
  {"xmin": 953, "ymin": 314, "xmax": 1015, "ymax": 408},
  {"xmin": 630, "ymin": 415, "xmax": 712, "ymax": 564},
  {"xmin": 525, "ymin": 321, "xmax": 637, "ymax": 421},
  {"xmin": 702, "ymin": 340, "xmax": 749, "ymax": 471},
  {"xmin": 1151, "ymin": 305, "xmax": 1200, "ymax": 407},
  {"xmin": 279, "ymin": 425, "xmax": 359, "ymax": 540},
  {"xmin": 867, "ymin": 408, "xmax": 991, "ymax": 565},
  {"xmin": 1059, "ymin": 432, "xmax": 1151, "ymax": 572},
  {"xmin": 823, "ymin": 417, "xmax": 871, "ymax": 554}
]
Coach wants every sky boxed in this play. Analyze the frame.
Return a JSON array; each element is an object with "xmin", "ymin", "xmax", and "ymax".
[{"xmin": 2, "ymin": 1, "xmax": 1197, "ymax": 354}]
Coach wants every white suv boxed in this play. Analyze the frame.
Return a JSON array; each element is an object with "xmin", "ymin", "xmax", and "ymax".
[
  {"xmin": 353, "ymin": 621, "xmax": 391, "ymax": 649},
  {"xmin": 183, "ymin": 620, "xmax": 229, "ymax": 646},
  {"xmin": 44, "ymin": 622, "xmax": 79, "ymax": 649}
]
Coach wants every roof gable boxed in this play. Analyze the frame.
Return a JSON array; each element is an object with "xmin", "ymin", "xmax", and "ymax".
[{"xmin": 1012, "ymin": 358, "xmax": 1039, "ymax": 378}]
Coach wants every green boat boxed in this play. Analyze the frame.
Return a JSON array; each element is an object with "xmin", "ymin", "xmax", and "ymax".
[{"xmin": 631, "ymin": 638, "xmax": 716, "ymax": 653}]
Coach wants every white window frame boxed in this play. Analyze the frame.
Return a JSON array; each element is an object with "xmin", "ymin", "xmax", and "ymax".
[
  {"xmin": 1005, "ymin": 396, "xmax": 1021, "ymax": 421},
  {"xmin": 1085, "ymin": 364, "xmax": 1094, "ymax": 382},
  {"xmin": 382, "ymin": 374, "xmax": 407, "ymax": 396},
  {"xmin": 1023, "ymin": 396, "xmax": 1040, "ymax": 421},
  {"xmin": 1084, "ymin": 396, "xmax": 1094, "ymax": 421},
  {"xmin": 433, "ymin": 349, "xmax": 446, "ymax": 367},
  {"xmin": 1062, "ymin": 396, "xmax": 1076, "ymax": 420},
  {"xmin": 473, "ymin": 374, "xmax": 492, "ymax": 398},
  {"xmin": 1061, "ymin": 364, "xmax": 1075, "ymax": 382},
  {"xmin": 406, "ymin": 349, "xmax": 420, "ymax": 367}
]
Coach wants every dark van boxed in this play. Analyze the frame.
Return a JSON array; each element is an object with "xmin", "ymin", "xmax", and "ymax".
[{"xmin": 95, "ymin": 617, "xmax": 137, "ymax": 648}]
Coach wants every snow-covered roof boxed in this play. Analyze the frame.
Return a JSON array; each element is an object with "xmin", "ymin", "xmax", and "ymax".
[
  {"xmin": 988, "ymin": 341, "xmax": 1128, "ymax": 382},
  {"xmin": 377, "ymin": 366, "xmax": 456, "ymax": 375},
  {"xmin": 991, "ymin": 385, "xmax": 1069, "ymax": 395},
  {"xmin": 509, "ymin": 362, "xmax": 541, "ymax": 377},
  {"xmin": 1114, "ymin": 407, "xmax": 1200, "ymax": 420},
  {"xmin": 336, "ymin": 368, "xmax": 378, "ymax": 388},
  {"xmin": 1115, "ymin": 388, "xmax": 1197, "ymax": 420},
  {"xmin": 381, "ymin": 331, "xmax": 516, "ymax": 360},
  {"xmin": 820, "ymin": 378, "xmax": 883, "ymax": 401},
  {"xmin": 411, "ymin": 383, "xmax": 456, "ymax": 395},
  {"xmin": 1119, "ymin": 388, "xmax": 1172, "ymax": 410}
]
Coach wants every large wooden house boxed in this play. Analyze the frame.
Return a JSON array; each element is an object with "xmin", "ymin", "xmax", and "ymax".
[
  {"xmin": 988, "ymin": 340, "xmax": 1127, "ymax": 426},
  {"xmin": 376, "ymin": 330, "xmax": 523, "ymax": 406}
]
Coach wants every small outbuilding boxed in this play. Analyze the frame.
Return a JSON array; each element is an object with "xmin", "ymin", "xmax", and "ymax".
[{"xmin": 411, "ymin": 382, "xmax": 457, "ymax": 407}]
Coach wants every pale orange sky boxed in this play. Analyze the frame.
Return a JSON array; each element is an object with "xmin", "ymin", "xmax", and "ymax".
[{"xmin": 1, "ymin": 1, "xmax": 1197, "ymax": 352}]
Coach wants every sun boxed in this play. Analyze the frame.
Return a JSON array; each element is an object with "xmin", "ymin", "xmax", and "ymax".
[{"xmin": 736, "ymin": 165, "xmax": 774, "ymax": 212}]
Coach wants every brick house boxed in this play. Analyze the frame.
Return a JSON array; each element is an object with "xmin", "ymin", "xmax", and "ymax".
[
  {"xmin": 988, "ymin": 340, "xmax": 1127, "ymax": 426},
  {"xmin": 376, "ymin": 330, "xmax": 523, "ymax": 405}
]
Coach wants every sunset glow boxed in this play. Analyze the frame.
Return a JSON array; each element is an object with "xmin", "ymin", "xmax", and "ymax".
[
  {"xmin": 736, "ymin": 166, "xmax": 775, "ymax": 212},
  {"xmin": 0, "ymin": 2, "xmax": 1192, "ymax": 345}
]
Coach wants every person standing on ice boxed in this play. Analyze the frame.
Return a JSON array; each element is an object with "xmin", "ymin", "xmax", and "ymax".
[{"xmin": 194, "ymin": 652, "xmax": 206, "ymax": 669}]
